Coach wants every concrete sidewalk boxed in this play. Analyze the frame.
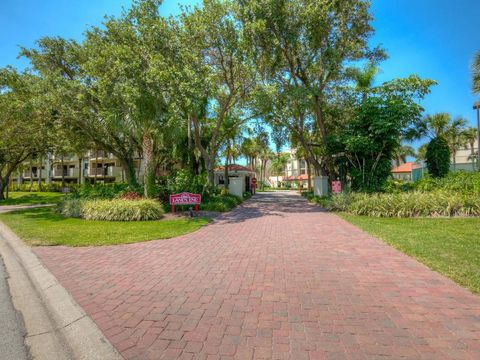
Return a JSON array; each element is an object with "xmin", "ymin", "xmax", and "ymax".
[
  {"xmin": 32, "ymin": 192, "xmax": 480, "ymax": 359},
  {"xmin": 0, "ymin": 254, "xmax": 30, "ymax": 360},
  {"xmin": 0, "ymin": 221, "xmax": 123, "ymax": 360}
]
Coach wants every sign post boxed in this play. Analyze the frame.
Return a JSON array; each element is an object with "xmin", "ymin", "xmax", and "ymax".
[
  {"xmin": 169, "ymin": 192, "xmax": 201, "ymax": 213},
  {"xmin": 331, "ymin": 180, "xmax": 342, "ymax": 194}
]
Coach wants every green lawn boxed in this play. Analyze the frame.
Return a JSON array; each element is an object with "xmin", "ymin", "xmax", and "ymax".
[
  {"xmin": 340, "ymin": 214, "xmax": 480, "ymax": 294},
  {"xmin": 0, "ymin": 207, "xmax": 209, "ymax": 247},
  {"xmin": 0, "ymin": 192, "xmax": 65, "ymax": 206}
]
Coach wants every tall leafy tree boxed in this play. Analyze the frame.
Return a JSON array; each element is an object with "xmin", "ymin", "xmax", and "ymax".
[
  {"xmin": 0, "ymin": 68, "xmax": 50, "ymax": 200},
  {"xmin": 416, "ymin": 113, "xmax": 467, "ymax": 171},
  {"xmin": 81, "ymin": 0, "xmax": 183, "ymax": 197},
  {"xmin": 332, "ymin": 76, "xmax": 435, "ymax": 191},
  {"xmin": 181, "ymin": 0, "xmax": 256, "ymax": 185},
  {"xmin": 21, "ymin": 37, "xmax": 141, "ymax": 188},
  {"xmin": 239, "ymin": 0, "xmax": 385, "ymax": 177},
  {"xmin": 426, "ymin": 137, "xmax": 450, "ymax": 178}
]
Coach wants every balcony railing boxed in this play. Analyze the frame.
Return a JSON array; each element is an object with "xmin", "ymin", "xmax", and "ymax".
[
  {"xmin": 53, "ymin": 168, "xmax": 79, "ymax": 178},
  {"xmin": 88, "ymin": 166, "xmax": 121, "ymax": 177},
  {"xmin": 89, "ymin": 151, "xmax": 114, "ymax": 160}
]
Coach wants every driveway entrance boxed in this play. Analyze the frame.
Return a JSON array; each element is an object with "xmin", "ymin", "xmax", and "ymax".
[{"xmin": 34, "ymin": 191, "xmax": 480, "ymax": 359}]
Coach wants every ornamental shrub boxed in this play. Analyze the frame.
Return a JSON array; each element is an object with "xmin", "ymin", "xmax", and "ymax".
[
  {"xmin": 312, "ymin": 191, "xmax": 480, "ymax": 217},
  {"xmin": 11, "ymin": 182, "xmax": 77, "ymax": 192},
  {"xmin": 82, "ymin": 199, "xmax": 164, "ymax": 221},
  {"xmin": 426, "ymin": 136, "xmax": 450, "ymax": 178},
  {"xmin": 69, "ymin": 183, "xmax": 143, "ymax": 200},
  {"xmin": 60, "ymin": 198, "xmax": 164, "ymax": 221},
  {"xmin": 414, "ymin": 171, "xmax": 480, "ymax": 195},
  {"xmin": 60, "ymin": 198, "xmax": 85, "ymax": 218},
  {"xmin": 200, "ymin": 194, "xmax": 242, "ymax": 212}
]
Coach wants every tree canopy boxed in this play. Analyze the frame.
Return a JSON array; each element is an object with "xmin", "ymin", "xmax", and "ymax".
[{"xmin": 1, "ymin": 0, "xmax": 440, "ymax": 198}]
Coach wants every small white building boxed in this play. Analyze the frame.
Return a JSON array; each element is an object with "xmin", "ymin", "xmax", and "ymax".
[
  {"xmin": 214, "ymin": 164, "xmax": 256, "ymax": 197},
  {"xmin": 454, "ymin": 139, "xmax": 478, "ymax": 171}
]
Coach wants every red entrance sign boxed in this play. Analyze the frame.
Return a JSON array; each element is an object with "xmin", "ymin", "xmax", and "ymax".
[
  {"xmin": 331, "ymin": 181, "xmax": 342, "ymax": 194},
  {"xmin": 170, "ymin": 192, "xmax": 201, "ymax": 213}
]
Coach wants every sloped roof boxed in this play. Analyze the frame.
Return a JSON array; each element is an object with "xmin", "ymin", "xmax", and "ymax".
[
  {"xmin": 391, "ymin": 162, "xmax": 420, "ymax": 173},
  {"xmin": 285, "ymin": 174, "xmax": 309, "ymax": 181}
]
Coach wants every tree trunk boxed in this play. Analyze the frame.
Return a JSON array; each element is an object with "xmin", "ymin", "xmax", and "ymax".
[
  {"xmin": 206, "ymin": 157, "xmax": 215, "ymax": 185},
  {"xmin": 29, "ymin": 159, "xmax": 33, "ymax": 192},
  {"xmin": 191, "ymin": 113, "xmax": 216, "ymax": 186},
  {"xmin": 94, "ymin": 151, "xmax": 99, "ymax": 185},
  {"xmin": 61, "ymin": 155, "xmax": 66, "ymax": 188},
  {"xmin": 143, "ymin": 132, "xmax": 156, "ymax": 198},
  {"xmin": 0, "ymin": 176, "xmax": 7, "ymax": 201},
  {"xmin": 120, "ymin": 158, "xmax": 138, "ymax": 187},
  {"xmin": 306, "ymin": 160, "xmax": 312, "ymax": 192},
  {"xmin": 78, "ymin": 157, "xmax": 82, "ymax": 184},
  {"xmin": 38, "ymin": 156, "xmax": 43, "ymax": 191},
  {"xmin": 224, "ymin": 141, "xmax": 230, "ymax": 188}
]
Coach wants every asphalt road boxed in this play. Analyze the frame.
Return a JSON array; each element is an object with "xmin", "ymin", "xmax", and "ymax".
[{"xmin": 0, "ymin": 254, "xmax": 30, "ymax": 360}]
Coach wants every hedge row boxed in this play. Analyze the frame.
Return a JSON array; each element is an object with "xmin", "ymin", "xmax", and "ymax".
[{"xmin": 308, "ymin": 192, "xmax": 480, "ymax": 218}]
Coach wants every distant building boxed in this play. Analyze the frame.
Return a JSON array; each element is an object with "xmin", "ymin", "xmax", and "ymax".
[
  {"xmin": 391, "ymin": 162, "xmax": 423, "ymax": 181},
  {"xmin": 453, "ymin": 139, "xmax": 478, "ymax": 171},
  {"xmin": 268, "ymin": 149, "xmax": 311, "ymax": 189},
  {"xmin": 16, "ymin": 151, "xmax": 145, "ymax": 185},
  {"xmin": 214, "ymin": 164, "xmax": 255, "ymax": 196}
]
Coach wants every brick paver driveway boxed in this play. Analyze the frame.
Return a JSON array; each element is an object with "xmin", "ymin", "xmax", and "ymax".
[{"xmin": 35, "ymin": 192, "xmax": 480, "ymax": 359}]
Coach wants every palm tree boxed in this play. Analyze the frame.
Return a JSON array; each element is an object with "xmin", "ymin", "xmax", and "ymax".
[
  {"xmin": 463, "ymin": 127, "xmax": 478, "ymax": 170},
  {"xmin": 416, "ymin": 143, "xmax": 428, "ymax": 162},
  {"xmin": 445, "ymin": 118, "xmax": 468, "ymax": 171},
  {"xmin": 258, "ymin": 147, "xmax": 273, "ymax": 188},
  {"xmin": 421, "ymin": 113, "xmax": 451, "ymax": 138},
  {"xmin": 418, "ymin": 113, "xmax": 467, "ymax": 171},
  {"xmin": 221, "ymin": 115, "xmax": 245, "ymax": 189},
  {"xmin": 393, "ymin": 145, "xmax": 416, "ymax": 167},
  {"xmin": 270, "ymin": 154, "xmax": 289, "ymax": 188},
  {"xmin": 351, "ymin": 63, "xmax": 378, "ymax": 102},
  {"xmin": 474, "ymin": 50, "xmax": 480, "ymax": 94}
]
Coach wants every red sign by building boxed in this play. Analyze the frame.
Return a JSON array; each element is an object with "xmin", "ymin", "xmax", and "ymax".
[
  {"xmin": 331, "ymin": 181, "xmax": 342, "ymax": 194},
  {"xmin": 170, "ymin": 192, "xmax": 201, "ymax": 213}
]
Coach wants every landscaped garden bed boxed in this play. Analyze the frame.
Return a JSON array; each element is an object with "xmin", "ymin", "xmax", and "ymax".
[{"xmin": 303, "ymin": 172, "xmax": 480, "ymax": 218}]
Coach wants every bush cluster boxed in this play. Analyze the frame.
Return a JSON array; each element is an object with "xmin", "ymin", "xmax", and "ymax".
[
  {"xmin": 69, "ymin": 182, "xmax": 142, "ymax": 200},
  {"xmin": 413, "ymin": 172, "xmax": 480, "ymax": 195},
  {"xmin": 308, "ymin": 192, "xmax": 480, "ymax": 218},
  {"xmin": 426, "ymin": 136, "xmax": 451, "ymax": 178},
  {"xmin": 10, "ymin": 182, "xmax": 78, "ymax": 193},
  {"xmin": 60, "ymin": 198, "xmax": 164, "ymax": 221},
  {"xmin": 200, "ymin": 194, "xmax": 242, "ymax": 212}
]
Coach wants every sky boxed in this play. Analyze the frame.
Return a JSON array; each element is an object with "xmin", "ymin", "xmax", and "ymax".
[{"xmin": 1, "ymin": 0, "xmax": 479, "ymax": 136}]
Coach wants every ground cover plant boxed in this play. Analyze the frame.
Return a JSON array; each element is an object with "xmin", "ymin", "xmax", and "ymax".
[
  {"xmin": 61, "ymin": 198, "xmax": 164, "ymax": 221},
  {"xmin": 304, "ymin": 172, "xmax": 480, "ymax": 217},
  {"xmin": 0, "ymin": 207, "xmax": 208, "ymax": 246},
  {"xmin": 340, "ymin": 214, "xmax": 480, "ymax": 294},
  {"xmin": 308, "ymin": 192, "xmax": 480, "ymax": 217}
]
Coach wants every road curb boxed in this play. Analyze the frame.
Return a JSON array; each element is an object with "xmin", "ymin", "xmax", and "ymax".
[{"xmin": 0, "ymin": 221, "xmax": 123, "ymax": 360}]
